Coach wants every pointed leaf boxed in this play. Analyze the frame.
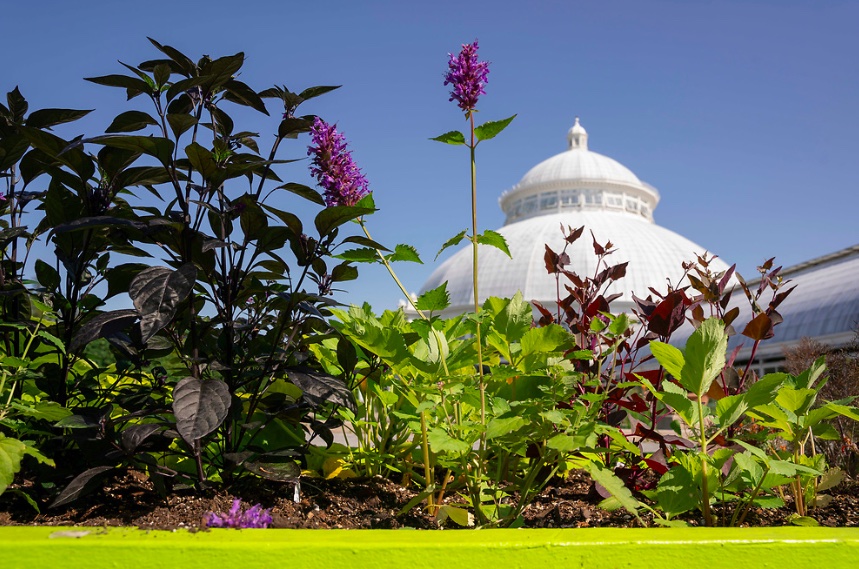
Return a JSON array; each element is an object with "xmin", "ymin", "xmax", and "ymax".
[
  {"xmin": 336, "ymin": 247, "xmax": 380, "ymax": 264},
  {"xmin": 435, "ymin": 229, "xmax": 468, "ymax": 260},
  {"xmin": 298, "ymin": 85, "xmax": 341, "ymax": 101},
  {"xmin": 26, "ymin": 108, "xmax": 92, "ymax": 129},
  {"xmin": 430, "ymin": 130, "xmax": 466, "ymax": 145},
  {"xmin": 476, "ymin": 229, "xmax": 511, "ymax": 258},
  {"xmin": 105, "ymin": 110, "xmax": 158, "ymax": 133},
  {"xmin": 276, "ymin": 182, "xmax": 325, "ymax": 206},
  {"xmin": 314, "ymin": 205, "xmax": 374, "ymax": 236},
  {"xmin": 474, "ymin": 114, "xmax": 517, "ymax": 142},
  {"xmin": 416, "ymin": 282, "xmax": 450, "ymax": 312},
  {"xmin": 172, "ymin": 377, "xmax": 231, "ymax": 444},
  {"xmin": 681, "ymin": 318, "xmax": 727, "ymax": 397},
  {"xmin": 650, "ymin": 341, "xmax": 685, "ymax": 381},
  {"xmin": 287, "ymin": 367, "xmax": 356, "ymax": 411},
  {"xmin": 656, "ymin": 466, "xmax": 699, "ymax": 518},
  {"xmin": 121, "ymin": 424, "xmax": 163, "ymax": 453},
  {"xmin": 129, "ymin": 264, "xmax": 196, "ymax": 343},
  {"xmin": 86, "ymin": 135, "xmax": 174, "ymax": 168},
  {"xmin": 583, "ymin": 461, "xmax": 642, "ymax": 517},
  {"xmin": 387, "ymin": 244, "xmax": 423, "ymax": 264},
  {"xmin": 50, "ymin": 466, "xmax": 115, "ymax": 508},
  {"xmin": 70, "ymin": 309, "xmax": 138, "ymax": 352}
]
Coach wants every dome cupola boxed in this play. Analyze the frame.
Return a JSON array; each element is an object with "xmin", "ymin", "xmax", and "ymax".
[
  {"xmin": 567, "ymin": 116, "xmax": 588, "ymax": 150},
  {"xmin": 499, "ymin": 118, "xmax": 660, "ymax": 224}
]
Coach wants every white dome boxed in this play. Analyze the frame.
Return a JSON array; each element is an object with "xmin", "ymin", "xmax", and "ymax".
[
  {"xmin": 422, "ymin": 211, "xmax": 729, "ymax": 316},
  {"xmin": 417, "ymin": 118, "xmax": 730, "ymax": 317},
  {"xmin": 519, "ymin": 149, "xmax": 642, "ymax": 188}
]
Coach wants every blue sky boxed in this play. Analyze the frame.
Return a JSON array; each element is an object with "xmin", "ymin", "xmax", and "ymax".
[{"xmin": 3, "ymin": 0, "xmax": 857, "ymax": 311}]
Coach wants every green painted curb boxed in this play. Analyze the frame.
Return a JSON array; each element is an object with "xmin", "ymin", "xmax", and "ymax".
[{"xmin": 2, "ymin": 527, "xmax": 858, "ymax": 569}]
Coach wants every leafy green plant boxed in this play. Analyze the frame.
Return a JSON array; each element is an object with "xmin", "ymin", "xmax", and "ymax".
[
  {"xmin": 0, "ymin": 305, "xmax": 65, "ymax": 505},
  {"xmin": 746, "ymin": 357, "xmax": 859, "ymax": 519}
]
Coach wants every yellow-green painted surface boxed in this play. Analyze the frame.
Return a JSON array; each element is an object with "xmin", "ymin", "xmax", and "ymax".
[{"xmin": 2, "ymin": 527, "xmax": 857, "ymax": 568}]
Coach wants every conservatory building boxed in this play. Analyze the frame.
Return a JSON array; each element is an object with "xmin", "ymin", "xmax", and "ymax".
[{"xmin": 417, "ymin": 118, "xmax": 731, "ymax": 318}]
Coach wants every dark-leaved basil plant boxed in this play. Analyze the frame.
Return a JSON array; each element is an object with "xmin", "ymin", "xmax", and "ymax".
[{"xmin": 0, "ymin": 39, "xmax": 368, "ymax": 506}]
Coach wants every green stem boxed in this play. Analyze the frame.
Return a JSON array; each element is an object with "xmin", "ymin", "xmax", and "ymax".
[
  {"xmin": 698, "ymin": 397, "xmax": 713, "ymax": 526},
  {"xmin": 360, "ymin": 221, "xmax": 427, "ymax": 320},
  {"xmin": 420, "ymin": 410, "xmax": 434, "ymax": 513},
  {"xmin": 468, "ymin": 114, "xmax": 487, "ymax": 443}
]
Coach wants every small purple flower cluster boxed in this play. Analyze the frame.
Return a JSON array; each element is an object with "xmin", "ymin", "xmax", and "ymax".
[
  {"xmin": 444, "ymin": 40, "xmax": 490, "ymax": 114},
  {"xmin": 307, "ymin": 117, "xmax": 370, "ymax": 208},
  {"xmin": 204, "ymin": 499, "xmax": 272, "ymax": 529}
]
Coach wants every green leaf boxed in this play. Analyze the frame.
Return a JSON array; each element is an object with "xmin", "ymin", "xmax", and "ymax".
[
  {"xmin": 105, "ymin": 110, "xmax": 158, "ymax": 133},
  {"xmin": 0, "ymin": 434, "xmax": 27, "ymax": 494},
  {"xmin": 386, "ymin": 244, "xmax": 423, "ymax": 264},
  {"xmin": 474, "ymin": 114, "xmax": 517, "ymax": 142},
  {"xmin": 436, "ymin": 504, "xmax": 473, "ymax": 527},
  {"xmin": 336, "ymin": 247, "xmax": 379, "ymax": 264},
  {"xmin": 476, "ymin": 229, "xmax": 511, "ymax": 258},
  {"xmin": 486, "ymin": 416, "xmax": 527, "ymax": 440},
  {"xmin": 494, "ymin": 292, "xmax": 532, "ymax": 343},
  {"xmin": 775, "ymin": 387, "xmax": 817, "ymax": 415},
  {"xmin": 584, "ymin": 461, "xmax": 642, "ymax": 517},
  {"xmin": 656, "ymin": 466, "xmax": 699, "ymax": 518},
  {"xmin": 430, "ymin": 130, "xmax": 466, "ymax": 145},
  {"xmin": 36, "ymin": 330, "xmax": 66, "ymax": 354},
  {"xmin": 827, "ymin": 403, "xmax": 859, "ymax": 422},
  {"xmin": 744, "ymin": 373, "xmax": 786, "ymax": 408},
  {"xmin": 680, "ymin": 318, "xmax": 727, "ymax": 397},
  {"xmin": 650, "ymin": 341, "xmax": 685, "ymax": 381},
  {"xmin": 435, "ymin": 229, "xmax": 468, "ymax": 260},
  {"xmin": 732, "ymin": 452, "xmax": 764, "ymax": 488},
  {"xmin": 415, "ymin": 282, "xmax": 450, "ymax": 312},
  {"xmin": 427, "ymin": 428, "xmax": 471, "ymax": 457},
  {"xmin": 649, "ymin": 380, "xmax": 698, "ymax": 427},
  {"xmin": 10, "ymin": 401, "xmax": 71, "ymax": 422},
  {"xmin": 788, "ymin": 515, "xmax": 820, "ymax": 527},
  {"xmin": 520, "ymin": 325, "xmax": 570, "ymax": 358},
  {"xmin": 715, "ymin": 394, "xmax": 747, "ymax": 428}
]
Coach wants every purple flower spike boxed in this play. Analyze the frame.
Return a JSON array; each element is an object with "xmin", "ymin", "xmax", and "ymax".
[
  {"xmin": 307, "ymin": 118, "xmax": 370, "ymax": 208},
  {"xmin": 205, "ymin": 499, "xmax": 272, "ymax": 529},
  {"xmin": 444, "ymin": 40, "xmax": 490, "ymax": 114}
]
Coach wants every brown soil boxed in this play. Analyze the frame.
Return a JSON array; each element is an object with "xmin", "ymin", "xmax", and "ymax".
[{"xmin": 1, "ymin": 470, "xmax": 856, "ymax": 530}]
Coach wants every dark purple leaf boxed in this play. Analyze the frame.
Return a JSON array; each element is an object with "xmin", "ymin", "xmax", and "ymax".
[
  {"xmin": 129, "ymin": 264, "xmax": 196, "ymax": 343},
  {"xmin": 172, "ymin": 377, "xmax": 231, "ymax": 444},
  {"xmin": 50, "ymin": 466, "xmax": 116, "ymax": 508}
]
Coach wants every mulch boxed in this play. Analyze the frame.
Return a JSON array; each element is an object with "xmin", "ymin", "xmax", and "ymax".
[{"xmin": 1, "ymin": 470, "xmax": 856, "ymax": 530}]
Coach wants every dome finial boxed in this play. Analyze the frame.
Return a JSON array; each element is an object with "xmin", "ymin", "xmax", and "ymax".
[{"xmin": 567, "ymin": 116, "xmax": 588, "ymax": 150}]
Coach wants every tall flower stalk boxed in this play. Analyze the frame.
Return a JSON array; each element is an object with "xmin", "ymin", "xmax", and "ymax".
[
  {"xmin": 308, "ymin": 119, "xmax": 446, "ymax": 512},
  {"xmin": 435, "ymin": 40, "xmax": 515, "ymax": 524}
]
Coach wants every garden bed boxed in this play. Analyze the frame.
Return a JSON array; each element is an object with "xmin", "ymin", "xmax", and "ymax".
[{"xmin": 1, "ymin": 470, "xmax": 857, "ymax": 530}]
